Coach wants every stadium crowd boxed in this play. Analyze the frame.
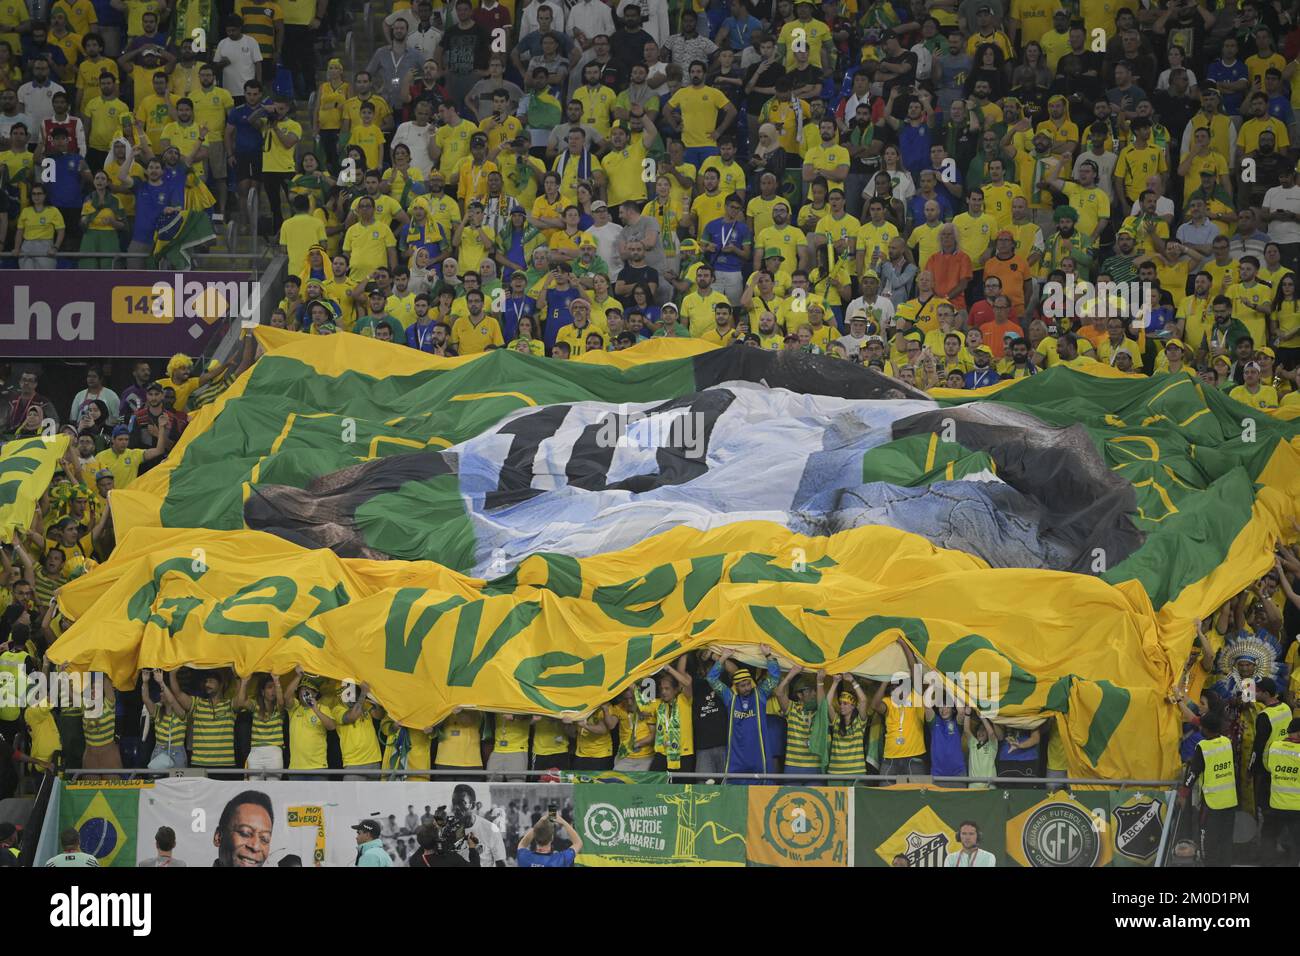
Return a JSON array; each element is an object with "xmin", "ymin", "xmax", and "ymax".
[{"xmin": 0, "ymin": 0, "xmax": 1298, "ymax": 868}]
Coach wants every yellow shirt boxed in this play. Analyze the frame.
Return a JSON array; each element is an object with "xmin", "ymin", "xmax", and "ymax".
[
  {"xmin": 1237, "ymin": 116, "xmax": 1290, "ymax": 156},
  {"xmin": 1182, "ymin": 152, "xmax": 1227, "ymax": 202},
  {"xmin": 681, "ymin": 288, "xmax": 731, "ymax": 337},
  {"xmin": 814, "ymin": 211, "xmax": 860, "ymax": 251},
  {"xmin": 343, "ymin": 93, "xmax": 391, "ymax": 130},
  {"xmin": 1229, "ymin": 384, "xmax": 1280, "ymax": 409},
  {"xmin": 699, "ymin": 155, "xmax": 746, "ymax": 200},
  {"xmin": 385, "ymin": 291, "xmax": 417, "ymax": 329},
  {"xmin": 16, "ymin": 206, "xmax": 63, "ymax": 241},
  {"xmin": 342, "ymin": 220, "xmax": 396, "ymax": 281},
  {"xmin": 435, "ymin": 710, "xmax": 483, "ymax": 767},
  {"xmin": 803, "ymin": 143, "xmax": 850, "ymax": 177},
  {"xmin": 55, "ymin": 0, "xmax": 97, "ymax": 34},
  {"xmin": 84, "ymin": 95, "xmax": 130, "ymax": 151},
  {"xmin": 552, "ymin": 148, "xmax": 604, "ymax": 203},
  {"xmin": 1247, "ymin": 53, "xmax": 1287, "ymax": 92},
  {"xmin": 856, "ymin": 219, "xmax": 899, "ymax": 268},
  {"xmin": 77, "ymin": 57, "xmax": 118, "ymax": 106},
  {"xmin": 747, "ymin": 195, "xmax": 786, "ymax": 239},
  {"xmin": 909, "ymin": 221, "xmax": 944, "ymax": 269},
  {"xmin": 261, "ymin": 116, "xmax": 301, "ymax": 174},
  {"xmin": 778, "ymin": 17, "xmax": 832, "ymax": 68},
  {"xmin": 1061, "ymin": 182, "xmax": 1110, "ymax": 239},
  {"xmin": 665, "ymin": 84, "xmax": 728, "ymax": 145},
  {"xmin": 316, "ymin": 80, "xmax": 348, "ymax": 131},
  {"xmin": 415, "ymin": 192, "xmax": 461, "ymax": 236},
  {"xmin": 1203, "ymin": 258, "xmax": 1239, "ymax": 296},
  {"xmin": 575, "ymin": 706, "xmax": 615, "ymax": 758},
  {"xmin": 574, "ymin": 83, "xmax": 617, "ymax": 138},
  {"xmin": 123, "ymin": 0, "xmax": 160, "ymax": 36},
  {"xmin": 453, "ymin": 157, "xmax": 497, "ymax": 203},
  {"xmin": 1114, "ymin": 144, "xmax": 1167, "ymax": 204},
  {"xmin": 348, "ymin": 121, "xmax": 385, "ymax": 172},
  {"xmin": 25, "ymin": 704, "xmax": 60, "ymax": 763},
  {"xmin": 493, "ymin": 714, "xmax": 532, "ymax": 754},
  {"xmin": 981, "ymin": 181, "xmax": 1024, "ymax": 230},
  {"xmin": 434, "ymin": 119, "xmax": 479, "ymax": 179},
  {"xmin": 533, "ymin": 717, "xmax": 571, "ymax": 757},
  {"xmin": 1035, "ymin": 117, "xmax": 1079, "ymax": 149},
  {"xmin": 663, "ymin": 161, "xmax": 696, "ymax": 217},
  {"xmin": 287, "ymin": 698, "xmax": 330, "ymax": 769},
  {"xmin": 756, "ymin": 224, "xmax": 806, "ymax": 277},
  {"xmin": 764, "ymin": 97, "xmax": 811, "ymax": 153},
  {"xmin": 1079, "ymin": 0, "xmax": 1119, "ymax": 36},
  {"xmin": 93, "ymin": 446, "xmax": 143, "ymax": 489},
  {"xmin": 1229, "ymin": 281, "xmax": 1272, "ymax": 345},
  {"xmin": 160, "ymin": 120, "xmax": 203, "ymax": 173},
  {"xmin": 881, "ymin": 692, "xmax": 926, "ymax": 758},
  {"xmin": 965, "ymin": 30, "xmax": 1013, "ymax": 58},
  {"xmin": 481, "ymin": 112, "xmax": 523, "ymax": 154},
  {"xmin": 603, "ymin": 139, "xmax": 649, "ymax": 207},
  {"xmin": 333, "ymin": 702, "xmax": 383, "ymax": 765},
  {"xmin": 952, "ymin": 211, "xmax": 998, "ymax": 262},
  {"xmin": 451, "ymin": 314, "xmax": 504, "ymax": 353},
  {"xmin": 614, "ymin": 701, "xmax": 656, "ymax": 759},
  {"xmin": 691, "ymin": 190, "xmax": 727, "ymax": 234},
  {"xmin": 1010, "ymin": 0, "xmax": 1062, "ymax": 45}
]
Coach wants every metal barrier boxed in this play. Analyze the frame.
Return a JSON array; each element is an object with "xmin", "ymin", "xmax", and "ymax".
[{"xmin": 0, "ymin": 250, "xmax": 272, "ymax": 266}]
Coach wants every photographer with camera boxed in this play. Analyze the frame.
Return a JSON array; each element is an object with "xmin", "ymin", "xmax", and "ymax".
[
  {"xmin": 407, "ymin": 806, "xmax": 481, "ymax": 868},
  {"xmin": 516, "ymin": 803, "xmax": 582, "ymax": 867}
]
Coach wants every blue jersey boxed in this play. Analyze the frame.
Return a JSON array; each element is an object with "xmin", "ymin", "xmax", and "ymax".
[
  {"xmin": 227, "ymin": 103, "xmax": 265, "ymax": 155},
  {"xmin": 48, "ymin": 153, "xmax": 84, "ymax": 208},
  {"xmin": 708, "ymin": 659, "xmax": 780, "ymax": 779},
  {"xmin": 517, "ymin": 847, "xmax": 575, "ymax": 867},
  {"xmin": 501, "ymin": 294, "xmax": 537, "ymax": 342},
  {"xmin": 898, "ymin": 121, "xmax": 933, "ymax": 176},
  {"xmin": 132, "ymin": 178, "xmax": 172, "ymax": 243},
  {"xmin": 543, "ymin": 285, "xmax": 581, "ymax": 349},
  {"xmin": 704, "ymin": 217, "xmax": 751, "ymax": 273},
  {"xmin": 929, "ymin": 714, "xmax": 966, "ymax": 778}
]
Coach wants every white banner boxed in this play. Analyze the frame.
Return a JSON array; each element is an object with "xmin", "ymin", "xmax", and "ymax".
[{"xmin": 136, "ymin": 777, "xmax": 552, "ymax": 867}]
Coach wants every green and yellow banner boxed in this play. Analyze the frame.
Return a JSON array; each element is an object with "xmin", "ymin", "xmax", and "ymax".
[{"xmin": 0, "ymin": 435, "xmax": 68, "ymax": 536}]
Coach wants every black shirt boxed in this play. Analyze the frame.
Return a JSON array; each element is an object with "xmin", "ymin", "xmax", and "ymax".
[
  {"xmin": 611, "ymin": 28, "xmax": 655, "ymax": 69},
  {"xmin": 744, "ymin": 58, "xmax": 784, "ymax": 114},
  {"xmin": 616, "ymin": 264, "xmax": 659, "ymax": 305},
  {"xmin": 881, "ymin": 52, "xmax": 918, "ymax": 99},
  {"xmin": 692, "ymin": 674, "xmax": 727, "ymax": 750},
  {"xmin": 440, "ymin": 22, "xmax": 489, "ymax": 76}
]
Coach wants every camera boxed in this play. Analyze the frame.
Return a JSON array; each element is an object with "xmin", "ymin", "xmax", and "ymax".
[{"xmin": 432, "ymin": 804, "xmax": 473, "ymax": 849}]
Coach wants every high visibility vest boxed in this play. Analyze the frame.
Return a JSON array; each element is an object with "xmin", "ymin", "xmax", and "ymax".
[
  {"xmin": 1266, "ymin": 739, "xmax": 1300, "ymax": 811},
  {"xmin": 0, "ymin": 650, "xmax": 26, "ymax": 722},
  {"xmin": 1198, "ymin": 736, "xmax": 1238, "ymax": 810},
  {"xmin": 1263, "ymin": 702, "xmax": 1292, "ymax": 748}
]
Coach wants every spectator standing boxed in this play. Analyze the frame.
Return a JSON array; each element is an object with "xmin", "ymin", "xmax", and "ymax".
[
  {"xmin": 235, "ymin": 673, "xmax": 285, "ymax": 780},
  {"xmin": 942, "ymin": 821, "xmax": 997, "ymax": 867},
  {"xmin": 353, "ymin": 819, "xmax": 392, "ymax": 866},
  {"xmin": 45, "ymin": 828, "xmax": 98, "ymax": 867},
  {"xmin": 517, "ymin": 813, "xmax": 582, "ymax": 866},
  {"xmin": 138, "ymin": 826, "xmax": 187, "ymax": 867},
  {"xmin": 652, "ymin": 656, "xmax": 695, "ymax": 774},
  {"xmin": 708, "ymin": 646, "xmax": 780, "ymax": 782}
]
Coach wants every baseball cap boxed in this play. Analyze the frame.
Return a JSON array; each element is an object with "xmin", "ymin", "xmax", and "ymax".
[
  {"xmin": 974, "ymin": 344, "xmax": 993, "ymax": 355},
  {"xmin": 94, "ymin": 468, "xmax": 113, "ymax": 480},
  {"xmin": 591, "ymin": 200, "xmax": 608, "ymax": 211},
  {"xmin": 661, "ymin": 302, "xmax": 679, "ymax": 314},
  {"xmin": 1165, "ymin": 338, "xmax": 1187, "ymax": 351},
  {"xmin": 145, "ymin": 381, "xmax": 164, "ymax": 393},
  {"xmin": 1116, "ymin": 227, "xmax": 1136, "ymax": 238},
  {"xmin": 352, "ymin": 820, "xmax": 382, "ymax": 837},
  {"xmin": 1257, "ymin": 346, "xmax": 1276, "ymax": 358},
  {"xmin": 862, "ymin": 269, "xmax": 880, "ymax": 280},
  {"xmin": 864, "ymin": 334, "xmax": 884, "ymax": 344},
  {"xmin": 111, "ymin": 424, "xmax": 130, "ymax": 437},
  {"xmin": 763, "ymin": 247, "xmax": 782, "ymax": 258},
  {"xmin": 579, "ymin": 235, "xmax": 597, "ymax": 248}
]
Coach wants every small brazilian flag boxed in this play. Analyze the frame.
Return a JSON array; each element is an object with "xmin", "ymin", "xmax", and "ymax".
[{"xmin": 59, "ymin": 783, "xmax": 146, "ymax": 867}]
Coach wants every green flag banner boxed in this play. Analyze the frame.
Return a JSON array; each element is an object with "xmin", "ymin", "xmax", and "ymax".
[
  {"xmin": 574, "ymin": 784, "xmax": 748, "ymax": 866},
  {"xmin": 563, "ymin": 770, "xmax": 670, "ymax": 785},
  {"xmin": 58, "ymin": 781, "xmax": 151, "ymax": 867},
  {"xmin": 853, "ymin": 786, "xmax": 1007, "ymax": 867}
]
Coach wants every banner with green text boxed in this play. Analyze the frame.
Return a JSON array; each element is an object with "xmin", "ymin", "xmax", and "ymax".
[{"xmin": 573, "ymin": 784, "xmax": 749, "ymax": 866}]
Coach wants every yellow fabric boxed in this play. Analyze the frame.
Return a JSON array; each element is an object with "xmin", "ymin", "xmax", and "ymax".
[
  {"xmin": 492, "ymin": 714, "xmax": 531, "ymax": 753},
  {"xmin": 436, "ymin": 709, "xmax": 483, "ymax": 766},
  {"xmin": 0, "ymin": 437, "xmax": 68, "ymax": 536}
]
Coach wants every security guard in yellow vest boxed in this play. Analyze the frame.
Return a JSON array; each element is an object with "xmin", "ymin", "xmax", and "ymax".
[
  {"xmin": 1265, "ymin": 718, "xmax": 1300, "ymax": 866},
  {"xmin": 1182, "ymin": 710, "xmax": 1236, "ymax": 866},
  {"xmin": 1250, "ymin": 679, "xmax": 1292, "ymax": 862}
]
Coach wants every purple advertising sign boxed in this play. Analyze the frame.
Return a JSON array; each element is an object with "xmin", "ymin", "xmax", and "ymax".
[{"xmin": 0, "ymin": 271, "xmax": 261, "ymax": 357}]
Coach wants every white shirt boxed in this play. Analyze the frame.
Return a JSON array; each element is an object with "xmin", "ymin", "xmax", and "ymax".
[
  {"xmin": 943, "ymin": 847, "xmax": 997, "ymax": 867},
  {"xmin": 1129, "ymin": 195, "xmax": 1175, "ymax": 222},
  {"xmin": 846, "ymin": 293, "xmax": 896, "ymax": 330},
  {"xmin": 617, "ymin": 0, "xmax": 670, "ymax": 46},
  {"xmin": 0, "ymin": 111, "xmax": 32, "ymax": 144},
  {"xmin": 463, "ymin": 815, "xmax": 507, "ymax": 867},
  {"xmin": 568, "ymin": 0, "xmax": 615, "ymax": 45},
  {"xmin": 215, "ymin": 36, "xmax": 263, "ymax": 96},
  {"xmin": 1264, "ymin": 184, "xmax": 1300, "ymax": 245},
  {"xmin": 17, "ymin": 80, "xmax": 65, "ymax": 126},
  {"xmin": 519, "ymin": 0, "xmax": 567, "ymax": 37},
  {"xmin": 406, "ymin": 19, "xmax": 444, "ymax": 63},
  {"xmin": 588, "ymin": 220, "xmax": 624, "ymax": 275},
  {"xmin": 392, "ymin": 121, "xmax": 434, "ymax": 175}
]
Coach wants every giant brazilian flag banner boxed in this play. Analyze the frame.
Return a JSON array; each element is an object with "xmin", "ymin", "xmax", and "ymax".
[{"xmin": 48, "ymin": 331, "xmax": 1300, "ymax": 781}]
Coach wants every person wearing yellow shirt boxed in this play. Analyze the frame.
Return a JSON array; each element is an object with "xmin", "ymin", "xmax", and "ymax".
[
  {"xmin": 762, "ymin": 86, "xmax": 812, "ymax": 155},
  {"xmin": 1079, "ymin": 0, "xmax": 1119, "ymax": 38},
  {"xmin": 342, "ymin": 196, "xmax": 398, "ymax": 281},
  {"xmin": 746, "ymin": 172, "xmax": 787, "ymax": 239},
  {"xmin": 430, "ymin": 101, "xmax": 479, "ymax": 183},
  {"xmin": 345, "ymin": 98, "xmax": 386, "ymax": 172},
  {"xmin": 15, "ymin": 186, "xmax": 64, "ymax": 266},
  {"xmin": 777, "ymin": 6, "xmax": 831, "ymax": 69},
  {"xmin": 981, "ymin": 158, "xmax": 1024, "ymax": 231},
  {"xmin": 341, "ymin": 75, "xmax": 392, "ymax": 133},
  {"xmin": 1228, "ymin": 255, "xmax": 1274, "ymax": 347},
  {"xmin": 1178, "ymin": 129, "xmax": 1229, "ymax": 204},
  {"xmin": 1047, "ymin": 160, "xmax": 1110, "ymax": 245},
  {"xmin": 1010, "ymin": 0, "xmax": 1062, "ymax": 46},
  {"xmin": 551, "ymin": 126, "xmax": 605, "ymax": 203},
  {"xmin": 54, "ymin": 0, "xmax": 96, "ymax": 35},
  {"xmin": 965, "ymin": 10, "xmax": 1014, "ymax": 60},
  {"xmin": 700, "ymin": 138, "xmax": 747, "ymax": 202},
  {"xmin": 602, "ymin": 119, "xmax": 655, "ymax": 209},
  {"xmin": 133, "ymin": 70, "xmax": 175, "ymax": 153},
  {"xmin": 486, "ymin": 713, "xmax": 532, "ymax": 779},
  {"xmin": 681, "ymin": 266, "xmax": 732, "ymax": 336},
  {"xmin": 690, "ymin": 166, "xmax": 728, "ymax": 236},
  {"xmin": 1247, "ymin": 31, "xmax": 1286, "ymax": 92},
  {"xmin": 1113, "ymin": 119, "xmax": 1168, "ymax": 206},
  {"xmin": 159, "ymin": 105, "xmax": 206, "ymax": 181},
  {"xmin": 802, "ymin": 118, "xmax": 851, "ymax": 186},
  {"xmin": 952, "ymin": 188, "xmax": 999, "ymax": 264},
  {"xmin": 909, "ymin": 199, "xmax": 945, "ymax": 270},
  {"xmin": 872, "ymin": 642, "xmax": 929, "ymax": 776},
  {"xmin": 450, "ymin": 289, "xmax": 505, "ymax": 354},
  {"xmin": 698, "ymin": 302, "xmax": 740, "ymax": 346},
  {"xmin": 754, "ymin": 201, "xmax": 807, "ymax": 276},
  {"xmin": 433, "ymin": 708, "xmax": 483, "ymax": 770},
  {"xmin": 1035, "ymin": 95, "xmax": 1079, "ymax": 152},
  {"xmin": 452, "ymin": 200, "xmax": 496, "ymax": 274},
  {"xmin": 812, "ymin": 188, "xmax": 859, "ymax": 265},
  {"xmin": 1237, "ymin": 94, "xmax": 1290, "ymax": 155},
  {"xmin": 452, "ymin": 131, "xmax": 497, "ymax": 204},
  {"xmin": 83, "ymin": 72, "xmax": 131, "ymax": 162},
  {"xmin": 573, "ymin": 60, "xmax": 617, "ymax": 138},
  {"xmin": 1230, "ymin": 362, "xmax": 1280, "ymax": 409},
  {"xmin": 856, "ymin": 199, "xmax": 900, "ymax": 274},
  {"xmin": 666, "ymin": 62, "xmax": 736, "ymax": 166}
]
